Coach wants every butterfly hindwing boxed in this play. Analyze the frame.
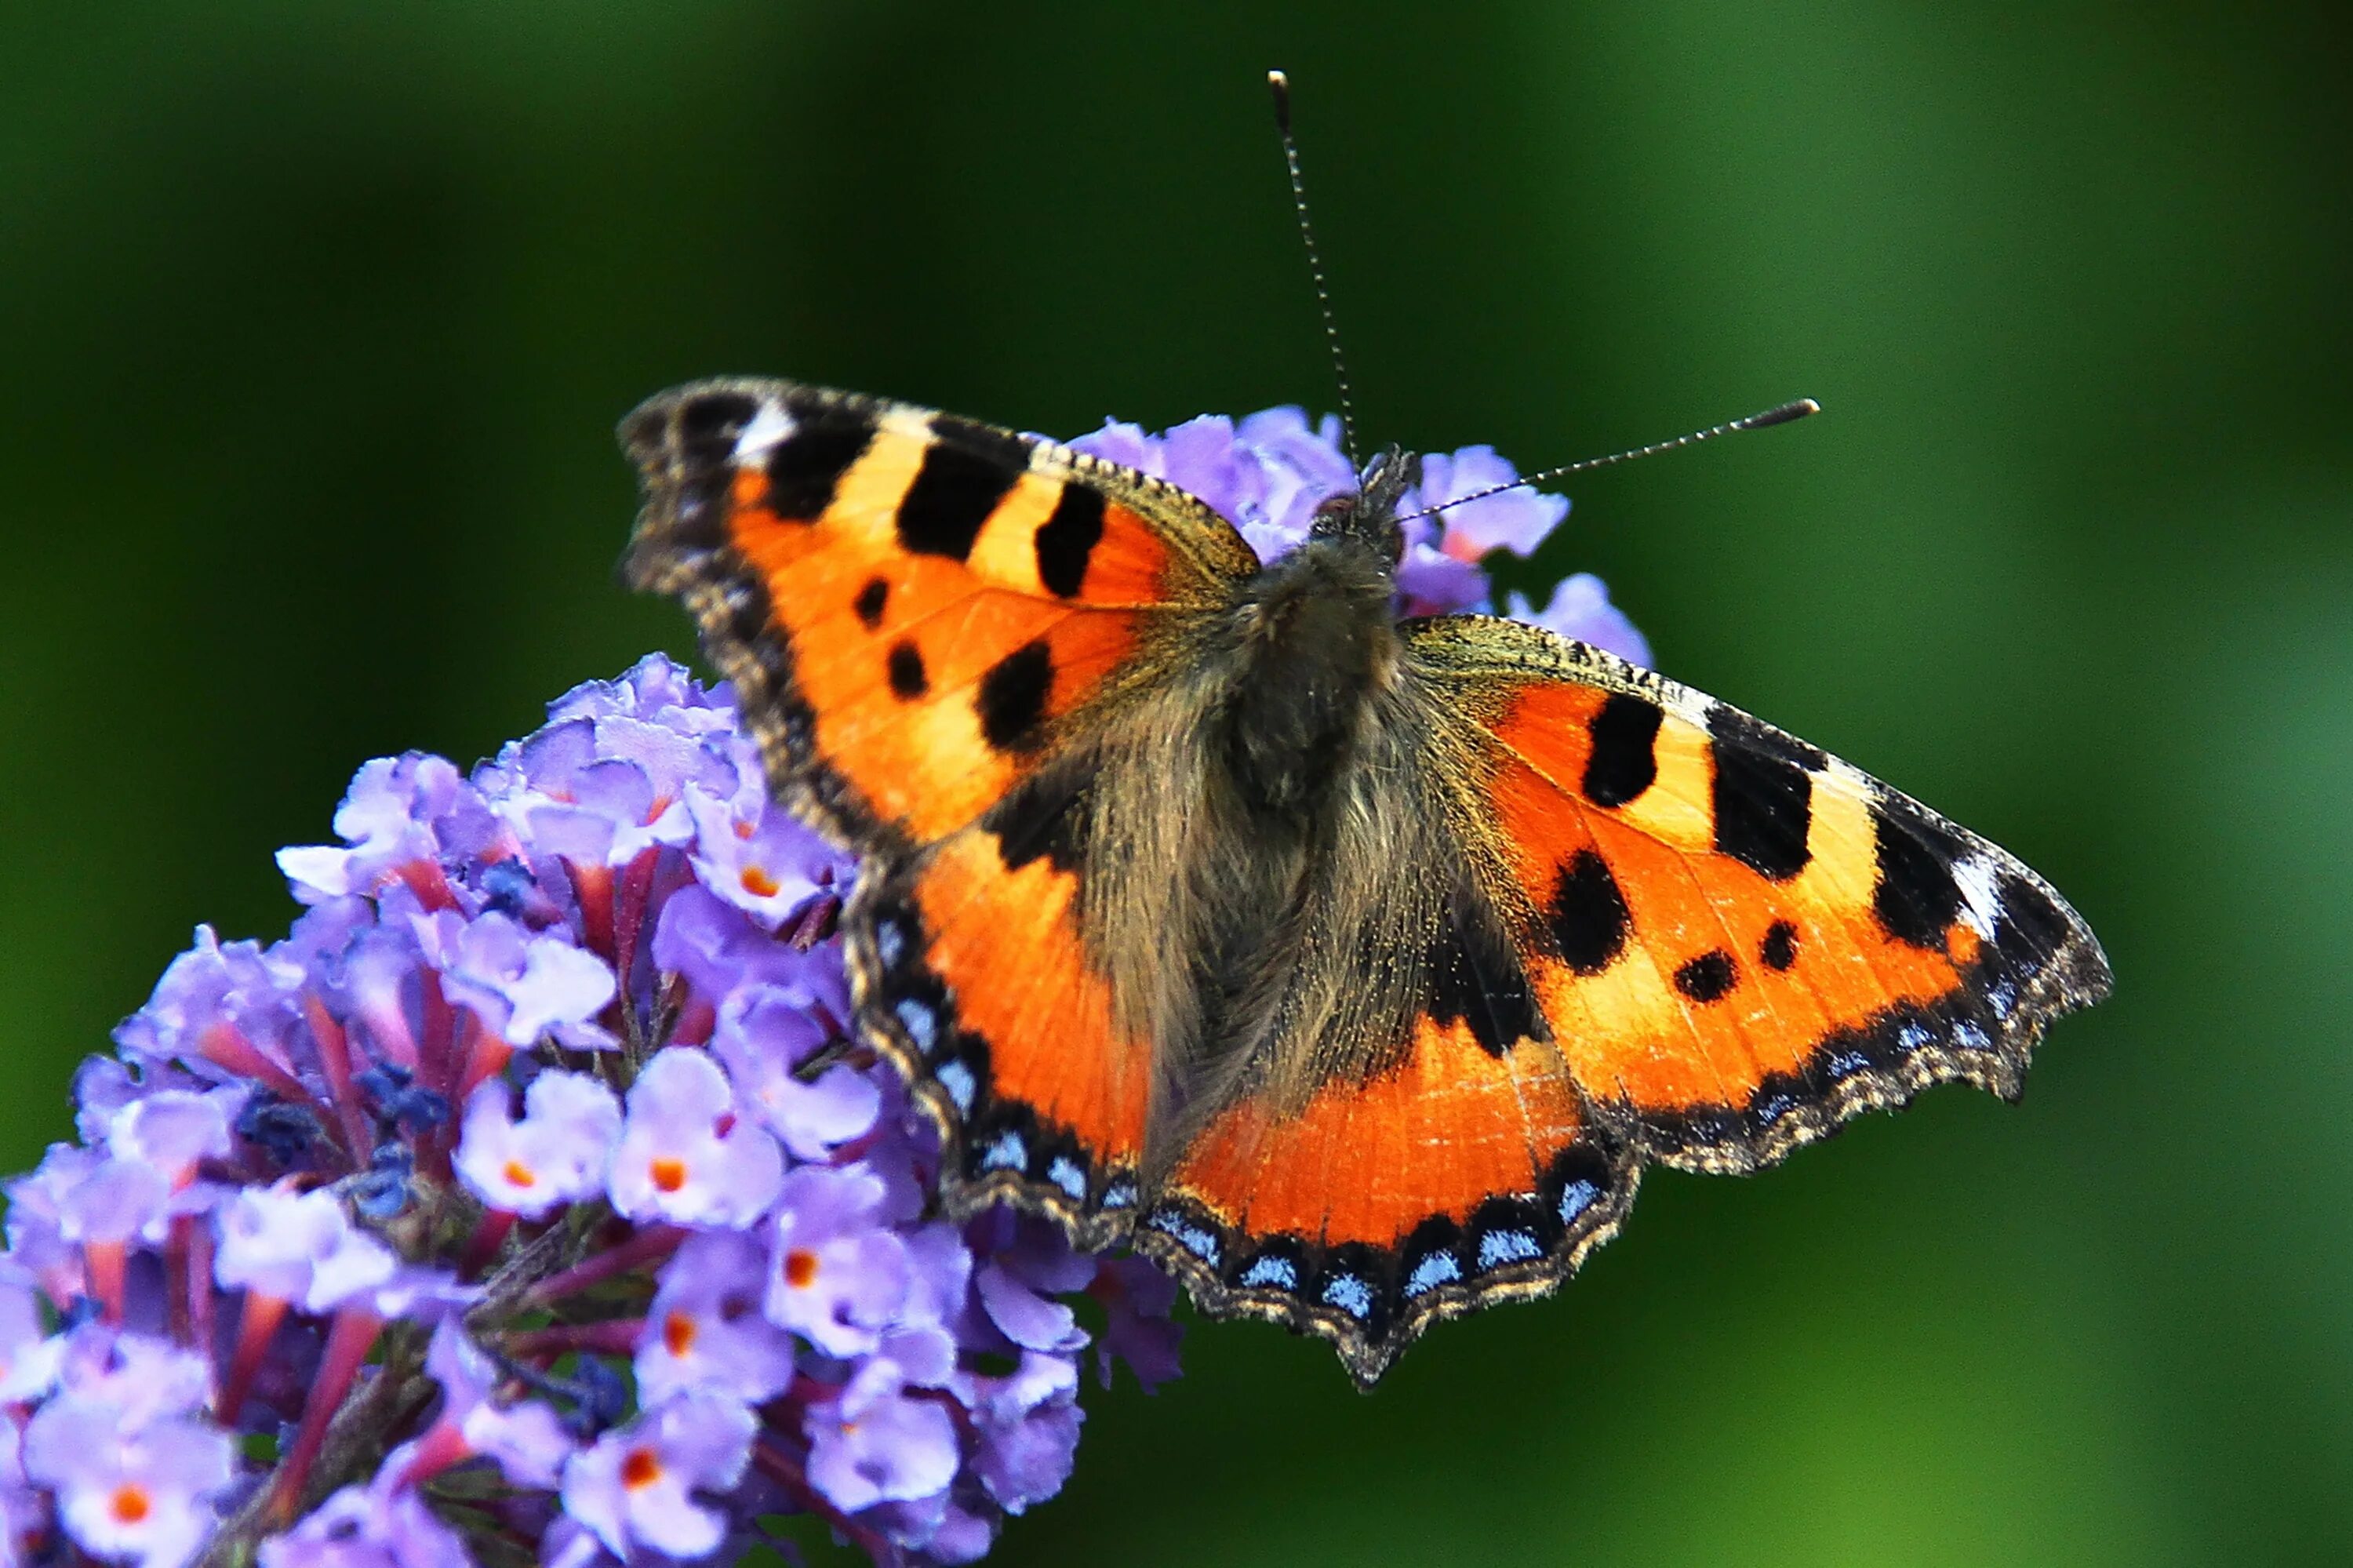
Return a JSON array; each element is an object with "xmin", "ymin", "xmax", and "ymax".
[
  {"xmin": 850, "ymin": 763, "xmax": 1151, "ymax": 1248},
  {"xmin": 1408, "ymin": 613, "xmax": 2113, "ymax": 1173},
  {"xmin": 1142, "ymin": 1013, "xmax": 1638, "ymax": 1388}
]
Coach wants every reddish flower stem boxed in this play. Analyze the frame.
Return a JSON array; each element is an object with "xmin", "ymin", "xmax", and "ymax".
[
  {"xmin": 163, "ymin": 1215, "xmax": 196, "ymax": 1344},
  {"xmin": 612, "ymin": 848, "xmax": 661, "ymax": 1000},
  {"xmin": 218, "ymin": 1292, "xmax": 290, "ymax": 1422},
  {"xmin": 82, "ymin": 1241, "xmax": 127, "ymax": 1326},
  {"xmin": 523, "ymin": 1224, "xmax": 686, "ymax": 1308},
  {"xmin": 198, "ymin": 1020, "xmax": 318, "ymax": 1110},
  {"xmin": 416, "ymin": 970, "xmax": 456, "ymax": 1101},
  {"xmin": 186, "ymin": 1221, "xmax": 216, "ymax": 1362},
  {"xmin": 454, "ymin": 1013, "xmax": 511, "ymax": 1106},
  {"xmin": 566, "ymin": 861, "xmax": 616, "ymax": 962},
  {"xmin": 459, "ymin": 1210, "xmax": 518, "ymax": 1277},
  {"xmin": 503, "ymin": 1317, "xmax": 646, "ymax": 1359},
  {"xmin": 391, "ymin": 1417, "xmax": 473, "ymax": 1490},
  {"xmin": 670, "ymin": 994, "xmax": 716, "ymax": 1048},
  {"xmin": 392, "ymin": 858, "xmax": 461, "ymax": 913},
  {"xmin": 303, "ymin": 994, "xmax": 376, "ymax": 1164},
  {"xmin": 269, "ymin": 1307, "xmax": 382, "ymax": 1525}
]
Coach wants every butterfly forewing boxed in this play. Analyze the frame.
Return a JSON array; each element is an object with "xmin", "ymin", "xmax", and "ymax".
[{"xmin": 1407, "ymin": 613, "xmax": 2112, "ymax": 1173}]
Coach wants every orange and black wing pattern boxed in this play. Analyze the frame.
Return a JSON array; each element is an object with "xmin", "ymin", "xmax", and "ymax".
[
  {"xmin": 1120, "ymin": 613, "xmax": 2108, "ymax": 1385},
  {"xmin": 1142, "ymin": 1006, "xmax": 1642, "ymax": 1387},
  {"xmin": 1417, "ymin": 614, "xmax": 2109, "ymax": 1171},
  {"xmin": 622, "ymin": 380, "xmax": 1255, "ymax": 1231}
]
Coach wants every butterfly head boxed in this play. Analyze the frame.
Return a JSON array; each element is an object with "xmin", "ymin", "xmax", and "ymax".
[{"xmin": 1307, "ymin": 445, "xmax": 1417, "ymax": 566}]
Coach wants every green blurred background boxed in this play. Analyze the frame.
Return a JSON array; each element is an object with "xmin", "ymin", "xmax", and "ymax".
[{"xmin": 4, "ymin": 4, "xmax": 2348, "ymax": 1563}]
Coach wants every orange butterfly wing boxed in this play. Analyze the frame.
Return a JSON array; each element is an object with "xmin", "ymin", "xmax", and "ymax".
[
  {"xmin": 621, "ymin": 380, "xmax": 1253, "ymax": 1221},
  {"xmin": 1124, "ymin": 615, "xmax": 2108, "ymax": 1384},
  {"xmin": 1408, "ymin": 613, "xmax": 2110, "ymax": 1173}
]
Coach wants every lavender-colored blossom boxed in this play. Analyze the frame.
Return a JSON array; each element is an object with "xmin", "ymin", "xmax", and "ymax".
[
  {"xmin": 682, "ymin": 787, "xmax": 849, "ymax": 930},
  {"xmin": 1394, "ymin": 524, "xmax": 1493, "ymax": 617},
  {"xmin": 112, "ymin": 926, "xmax": 307, "ymax": 1088},
  {"xmin": 1413, "ymin": 445, "xmax": 1569, "ymax": 559},
  {"xmin": 416, "ymin": 1322, "xmax": 577, "ymax": 1490},
  {"xmin": 0, "ymin": 1275, "xmax": 60, "ymax": 1403},
  {"xmin": 100, "ymin": 1092, "xmax": 235, "ymax": 1189},
  {"xmin": 213, "ymin": 1185, "xmax": 398, "ymax": 1313},
  {"xmin": 454, "ymin": 1071, "xmax": 623, "ymax": 1219},
  {"xmin": 1064, "ymin": 407, "xmax": 1608, "ymax": 635},
  {"xmin": 0, "ymin": 1417, "xmax": 45, "ymax": 1567},
  {"xmin": 411, "ymin": 909, "xmax": 617, "ymax": 1052},
  {"xmin": 954, "ymin": 1351, "xmax": 1083, "ymax": 1514},
  {"xmin": 1090, "ymin": 1254, "xmax": 1184, "ymax": 1393},
  {"xmin": 255, "ymin": 1476, "xmax": 473, "ymax": 1568},
  {"xmin": 51, "ymin": 1330, "xmax": 215, "ymax": 1430},
  {"xmin": 16, "ymin": 1148, "xmax": 171, "ymax": 1252},
  {"xmin": 805, "ymin": 1361, "xmax": 961, "ymax": 1515},
  {"xmin": 637, "ymin": 1232, "xmax": 797, "ymax": 1406},
  {"xmin": 649, "ymin": 881, "xmax": 844, "ymax": 1010},
  {"xmin": 766, "ymin": 1165, "xmax": 918, "ymax": 1359},
  {"xmin": 609, "ymin": 1048, "xmax": 784, "ymax": 1228},
  {"xmin": 710, "ymin": 987, "xmax": 880, "ymax": 1160},
  {"xmin": 275, "ymin": 754, "xmax": 505, "ymax": 906},
  {"xmin": 1071, "ymin": 408, "xmax": 1353, "ymax": 563},
  {"xmin": 23, "ymin": 1399, "xmax": 234, "ymax": 1568},
  {"xmin": 560, "ymin": 1390, "xmax": 755, "ymax": 1561}
]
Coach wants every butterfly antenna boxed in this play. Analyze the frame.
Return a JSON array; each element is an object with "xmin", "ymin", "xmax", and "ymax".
[
  {"xmin": 1393, "ymin": 398, "xmax": 1823, "ymax": 524},
  {"xmin": 1267, "ymin": 69, "xmax": 1362, "ymax": 474}
]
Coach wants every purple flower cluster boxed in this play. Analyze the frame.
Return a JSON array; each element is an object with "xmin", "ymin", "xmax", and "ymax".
[
  {"xmin": 1071, "ymin": 407, "xmax": 1652, "ymax": 664},
  {"xmin": 0, "ymin": 657, "xmax": 1178, "ymax": 1568},
  {"xmin": 0, "ymin": 407, "xmax": 1638, "ymax": 1568}
]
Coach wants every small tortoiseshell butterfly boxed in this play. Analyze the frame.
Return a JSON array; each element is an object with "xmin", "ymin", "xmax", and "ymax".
[{"xmin": 617, "ymin": 379, "xmax": 2112, "ymax": 1387}]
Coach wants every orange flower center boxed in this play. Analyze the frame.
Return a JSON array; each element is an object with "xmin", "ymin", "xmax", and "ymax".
[
  {"xmin": 502, "ymin": 1160, "xmax": 537, "ymax": 1188},
  {"xmin": 110, "ymin": 1485, "xmax": 152, "ymax": 1525},
  {"xmin": 620, "ymin": 1447, "xmax": 664, "ymax": 1490},
  {"xmin": 649, "ymin": 1157, "xmax": 688, "ymax": 1193},
  {"xmin": 663, "ymin": 1310, "xmax": 697, "ymax": 1357},
  {"xmin": 739, "ymin": 866, "xmax": 781, "ymax": 898},
  {"xmin": 784, "ymin": 1248, "xmax": 820, "ymax": 1288}
]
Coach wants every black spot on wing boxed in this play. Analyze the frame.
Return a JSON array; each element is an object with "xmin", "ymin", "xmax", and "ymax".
[
  {"xmin": 983, "ymin": 763, "xmax": 1093, "ymax": 875},
  {"xmin": 675, "ymin": 391, "xmax": 760, "ymax": 468},
  {"xmin": 1872, "ymin": 803, "xmax": 1965, "ymax": 950},
  {"xmin": 1760, "ymin": 919, "xmax": 1799, "ymax": 972},
  {"xmin": 1547, "ymin": 849, "xmax": 1632, "ymax": 974},
  {"xmin": 1991, "ymin": 870, "xmax": 2073, "ymax": 973},
  {"xmin": 1673, "ymin": 949, "xmax": 1738, "ymax": 1003},
  {"xmin": 1034, "ymin": 486, "xmax": 1106, "ymax": 598},
  {"xmin": 853, "ymin": 578, "xmax": 888, "ymax": 629},
  {"xmin": 766, "ymin": 408, "xmax": 875, "ymax": 519},
  {"xmin": 1708, "ymin": 708, "xmax": 1815, "ymax": 881},
  {"xmin": 927, "ymin": 413, "xmax": 1036, "ymax": 477},
  {"xmin": 625, "ymin": 391, "xmax": 765, "ymax": 555},
  {"xmin": 886, "ymin": 641, "xmax": 927, "ymax": 700},
  {"xmin": 1424, "ymin": 891, "xmax": 1546, "ymax": 1058},
  {"xmin": 1582, "ymin": 694, "xmax": 1661, "ymax": 806},
  {"xmin": 976, "ymin": 640, "xmax": 1053, "ymax": 754},
  {"xmin": 898, "ymin": 441, "xmax": 1020, "ymax": 561}
]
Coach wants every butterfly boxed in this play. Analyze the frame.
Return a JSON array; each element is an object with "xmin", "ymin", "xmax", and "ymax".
[{"xmin": 619, "ymin": 379, "xmax": 2112, "ymax": 1387}]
